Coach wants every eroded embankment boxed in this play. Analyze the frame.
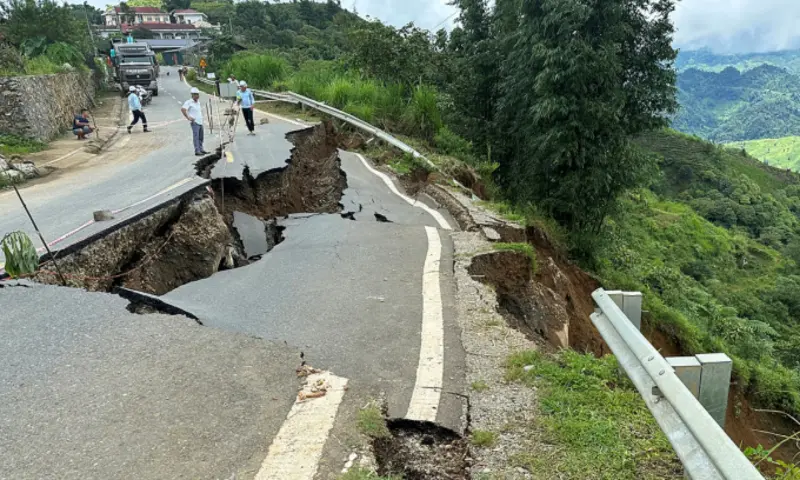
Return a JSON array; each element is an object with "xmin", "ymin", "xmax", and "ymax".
[
  {"xmin": 465, "ymin": 226, "xmax": 604, "ymax": 355},
  {"xmin": 209, "ymin": 121, "xmax": 347, "ymax": 220},
  {"xmin": 34, "ymin": 121, "xmax": 346, "ymax": 298}
]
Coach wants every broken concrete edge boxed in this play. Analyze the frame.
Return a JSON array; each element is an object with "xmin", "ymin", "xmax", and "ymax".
[
  {"xmin": 115, "ymin": 287, "xmax": 202, "ymax": 324},
  {"xmin": 39, "ymin": 180, "xmax": 212, "ymax": 264}
]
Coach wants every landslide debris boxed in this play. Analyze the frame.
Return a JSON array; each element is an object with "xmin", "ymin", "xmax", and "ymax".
[{"xmin": 373, "ymin": 419, "xmax": 470, "ymax": 480}]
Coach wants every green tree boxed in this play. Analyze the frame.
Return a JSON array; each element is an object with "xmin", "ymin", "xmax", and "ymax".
[
  {"xmin": 493, "ymin": 0, "xmax": 677, "ymax": 231},
  {"xmin": 447, "ymin": 0, "xmax": 498, "ymax": 153},
  {"xmin": 347, "ymin": 21, "xmax": 440, "ymax": 87},
  {"xmin": 69, "ymin": 2, "xmax": 102, "ymax": 25},
  {"xmin": 0, "ymin": 0, "xmax": 88, "ymax": 52}
]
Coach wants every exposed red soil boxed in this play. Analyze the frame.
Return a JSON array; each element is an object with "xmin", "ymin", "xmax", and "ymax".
[{"xmin": 524, "ymin": 224, "xmax": 800, "ymax": 471}]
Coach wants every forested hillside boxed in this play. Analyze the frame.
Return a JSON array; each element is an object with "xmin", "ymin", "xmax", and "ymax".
[
  {"xmin": 674, "ymin": 64, "xmax": 800, "ymax": 142},
  {"xmin": 191, "ymin": 0, "xmax": 800, "ymax": 438}
]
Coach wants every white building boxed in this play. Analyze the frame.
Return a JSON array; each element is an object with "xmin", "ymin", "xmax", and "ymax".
[
  {"xmin": 172, "ymin": 9, "xmax": 208, "ymax": 26},
  {"xmin": 102, "ymin": 6, "xmax": 169, "ymax": 27}
]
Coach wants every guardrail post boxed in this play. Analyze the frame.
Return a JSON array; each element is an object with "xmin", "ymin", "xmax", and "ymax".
[
  {"xmin": 667, "ymin": 357, "xmax": 702, "ymax": 398},
  {"xmin": 696, "ymin": 353, "xmax": 732, "ymax": 428},
  {"xmin": 606, "ymin": 291, "xmax": 642, "ymax": 330}
]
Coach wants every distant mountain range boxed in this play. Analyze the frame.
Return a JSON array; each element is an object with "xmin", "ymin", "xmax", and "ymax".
[
  {"xmin": 676, "ymin": 48, "xmax": 800, "ymax": 75},
  {"xmin": 674, "ymin": 64, "xmax": 800, "ymax": 143}
]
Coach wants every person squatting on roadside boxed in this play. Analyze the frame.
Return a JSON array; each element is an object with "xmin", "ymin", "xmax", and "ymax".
[
  {"xmin": 236, "ymin": 81, "xmax": 256, "ymax": 135},
  {"xmin": 73, "ymin": 109, "xmax": 94, "ymax": 140},
  {"xmin": 181, "ymin": 87, "xmax": 209, "ymax": 156},
  {"xmin": 127, "ymin": 86, "xmax": 150, "ymax": 134}
]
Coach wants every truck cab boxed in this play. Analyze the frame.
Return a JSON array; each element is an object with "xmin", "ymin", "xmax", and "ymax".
[{"xmin": 114, "ymin": 42, "xmax": 159, "ymax": 96}]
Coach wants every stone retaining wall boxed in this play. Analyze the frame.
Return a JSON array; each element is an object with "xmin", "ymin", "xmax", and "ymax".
[{"xmin": 0, "ymin": 71, "xmax": 95, "ymax": 142}]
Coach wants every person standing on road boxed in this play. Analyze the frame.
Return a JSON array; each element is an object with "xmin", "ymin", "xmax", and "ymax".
[
  {"xmin": 127, "ymin": 86, "xmax": 150, "ymax": 134},
  {"xmin": 181, "ymin": 87, "xmax": 208, "ymax": 156},
  {"xmin": 236, "ymin": 80, "xmax": 256, "ymax": 136}
]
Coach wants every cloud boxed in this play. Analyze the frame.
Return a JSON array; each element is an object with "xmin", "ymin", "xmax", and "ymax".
[
  {"xmin": 673, "ymin": 0, "xmax": 800, "ymax": 53},
  {"xmin": 348, "ymin": 0, "xmax": 458, "ymax": 31}
]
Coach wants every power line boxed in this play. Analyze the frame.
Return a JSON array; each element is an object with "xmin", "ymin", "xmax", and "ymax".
[{"xmin": 431, "ymin": 10, "xmax": 458, "ymax": 30}]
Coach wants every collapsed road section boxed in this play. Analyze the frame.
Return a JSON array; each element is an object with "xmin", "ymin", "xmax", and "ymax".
[{"xmin": 33, "ymin": 121, "xmax": 347, "ymax": 298}]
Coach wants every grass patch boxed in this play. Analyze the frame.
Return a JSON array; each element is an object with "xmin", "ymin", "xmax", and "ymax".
[
  {"xmin": 0, "ymin": 134, "xmax": 46, "ymax": 156},
  {"xmin": 338, "ymin": 467, "xmax": 399, "ymax": 480},
  {"xmin": 476, "ymin": 200, "xmax": 526, "ymax": 223},
  {"xmin": 494, "ymin": 242, "xmax": 537, "ymax": 273},
  {"xmin": 470, "ymin": 430, "xmax": 498, "ymax": 448},
  {"xmin": 505, "ymin": 350, "xmax": 681, "ymax": 479},
  {"xmin": 224, "ymin": 52, "xmax": 288, "ymax": 89},
  {"xmin": 727, "ymin": 135, "xmax": 800, "ymax": 172},
  {"xmin": 471, "ymin": 380, "xmax": 489, "ymax": 392},
  {"xmin": 357, "ymin": 403, "xmax": 390, "ymax": 439},
  {"xmin": 387, "ymin": 152, "xmax": 432, "ymax": 176},
  {"xmin": 255, "ymin": 101, "xmax": 319, "ymax": 123}
]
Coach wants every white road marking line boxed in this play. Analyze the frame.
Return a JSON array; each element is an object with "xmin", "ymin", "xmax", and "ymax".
[
  {"xmin": 406, "ymin": 226, "xmax": 445, "ymax": 422},
  {"xmin": 255, "ymin": 372, "xmax": 348, "ymax": 480},
  {"xmin": 28, "ymin": 176, "xmax": 196, "ymax": 254},
  {"xmin": 111, "ymin": 177, "xmax": 194, "ymax": 215},
  {"xmin": 41, "ymin": 146, "xmax": 85, "ymax": 166},
  {"xmin": 354, "ymin": 153, "xmax": 452, "ymax": 230},
  {"xmin": 252, "ymin": 109, "xmax": 306, "ymax": 127}
]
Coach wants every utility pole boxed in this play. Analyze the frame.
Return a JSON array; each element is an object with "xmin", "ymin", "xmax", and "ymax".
[{"xmin": 83, "ymin": 5, "xmax": 98, "ymax": 56}]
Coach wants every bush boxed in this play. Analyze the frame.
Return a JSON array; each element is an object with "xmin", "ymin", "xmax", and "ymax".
[
  {"xmin": 402, "ymin": 85, "xmax": 442, "ymax": 139},
  {"xmin": 224, "ymin": 52, "xmax": 288, "ymax": 89},
  {"xmin": 434, "ymin": 126, "xmax": 473, "ymax": 157}
]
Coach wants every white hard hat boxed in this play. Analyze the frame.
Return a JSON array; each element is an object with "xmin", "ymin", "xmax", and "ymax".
[
  {"xmin": 239, "ymin": 80, "xmax": 247, "ymax": 87},
  {"xmin": 190, "ymin": 87, "xmax": 200, "ymax": 94},
  {"xmin": 128, "ymin": 86, "xmax": 136, "ymax": 92}
]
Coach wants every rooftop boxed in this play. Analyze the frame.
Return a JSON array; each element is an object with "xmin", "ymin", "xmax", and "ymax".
[
  {"xmin": 123, "ymin": 22, "xmax": 198, "ymax": 32},
  {"xmin": 108, "ymin": 6, "xmax": 164, "ymax": 14},
  {"xmin": 173, "ymin": 9, "xmax": 201, "ymax": 14}
]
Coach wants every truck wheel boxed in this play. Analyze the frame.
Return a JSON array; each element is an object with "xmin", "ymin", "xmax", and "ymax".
[{"xmin": 153, "ymin": 89, "xmax": 159, "ymax": 97}]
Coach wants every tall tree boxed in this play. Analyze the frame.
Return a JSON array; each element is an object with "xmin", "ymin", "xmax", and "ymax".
[
  {"xmin": 494, "ymin": 0, "xmax": 677, "ymax": 231},
  {"xmin": 447, "ymin": 0, "xmax": 497, "ymax": 155}
]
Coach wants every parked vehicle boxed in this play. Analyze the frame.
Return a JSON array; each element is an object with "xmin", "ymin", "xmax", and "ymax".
[{"xmin": 113, "ymin": 42, "xmax": 158, "ymax": 96}]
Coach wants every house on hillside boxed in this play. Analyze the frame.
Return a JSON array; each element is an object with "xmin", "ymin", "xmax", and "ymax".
[
  {"xmin": 102, "ymin": 6, "xmax": 169, "ymax": 27},
  {"xmin": 97, "ymin": 4, "xmax": 220, "ymax": 39},
  {"xmin": 172, "ymin": 9, "xmax": 208, "ymax": 26},
  {"xmin": 121, "ymin": 22, "xmax": 201, "ymax": 40}
]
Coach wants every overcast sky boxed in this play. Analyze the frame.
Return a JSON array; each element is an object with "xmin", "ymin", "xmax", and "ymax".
[{"xmin": 78, "ymin": 0, "xmax": 800, "ymax": 54}]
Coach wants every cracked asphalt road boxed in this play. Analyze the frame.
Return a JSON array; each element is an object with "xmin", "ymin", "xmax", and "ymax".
[{"xmin": 1, "ymin": 66, "xmax": 467, "ymax": 479}]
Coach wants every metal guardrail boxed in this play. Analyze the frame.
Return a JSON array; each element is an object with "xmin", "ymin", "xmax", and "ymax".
[{"xmin": 591, "ymin": 288, "xmax": 764, "ymax": 480}]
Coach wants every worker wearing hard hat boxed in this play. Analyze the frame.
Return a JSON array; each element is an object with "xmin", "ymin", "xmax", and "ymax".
[
  {"xmin": 236, "ymin": 80, "xmax": 256, "ymax": 136},
  {"xmin": 126, "ymin": 86, "xmax": 149, "ymax": 134},
  {"xmin": 181, "ymin": 87, "xmax": 208, "ymax": 156}
]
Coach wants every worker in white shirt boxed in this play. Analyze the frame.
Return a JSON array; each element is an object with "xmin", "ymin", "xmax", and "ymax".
[
  {"xmin": 181, "ymin": 87, "xmax": 208, "ymax": 156},
  {"xmin": 126, "ymin": 86, "xmax": 149, "ymax": 134},
  {"xmin": 236, "ymin": 81, "xmax": 256, "ymax": 135}
]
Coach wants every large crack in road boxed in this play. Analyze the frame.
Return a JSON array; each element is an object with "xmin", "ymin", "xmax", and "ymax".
[{"xmin": 33, "ymin": 120, "xmax": 349, "ymax": 299}]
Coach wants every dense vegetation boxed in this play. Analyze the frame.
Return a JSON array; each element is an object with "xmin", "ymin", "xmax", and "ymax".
[
  {"xmin": 601, "ymin": 130, "xmax": 800, "ymax": 411},
  {"xmin": 0, "ymin": 0, "xmax": 102, "ymax": 75},
  {"xmin": 189, "ymin": 0, "xmax": 800, "ymax": 417},
  {"xmin": 674, "ymin": 64, "xmax": 800, "ymax": 142}
]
